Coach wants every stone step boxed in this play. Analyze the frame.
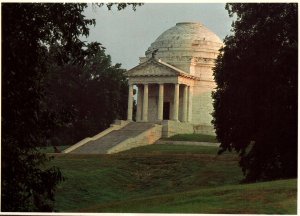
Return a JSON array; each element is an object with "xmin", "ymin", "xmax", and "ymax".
[{"xmin": 70, "ymin": 122, "xmax": 156, "ymax": 154}]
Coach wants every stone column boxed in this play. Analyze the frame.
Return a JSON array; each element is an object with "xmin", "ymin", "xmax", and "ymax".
[
  {"xmin": 142, "ymin": 84, "xmax": 149, "ymax": 121},
  {"xmin": 188, "ymin": 86, "xmax": 193, "ymax": 122},
  {"xmin": 127, "ymin": 84, "xmax": 133, "ymax": 121},
  {"xmin": 136, "ymin": 85, "xmax": 143, "ymax": 122},
  {"xmin": 182, "ymin": 85, "xmax": 188, "ymax": 122},
  {"xmin": 157, "ymin": 84, "xmax": 164, "ymax": 121},
  {"xmin": 173, "ymin": 83, "xmax": 179, "ymax": 121}
]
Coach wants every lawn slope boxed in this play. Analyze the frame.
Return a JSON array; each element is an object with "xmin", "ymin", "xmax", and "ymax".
[
  {"xmin": 80, "ymin": 179, "xmax": 296, "ymax": 214},
  {"xmin": 50, "ymin": 144, "xmax": 296, "ymax": 214}
]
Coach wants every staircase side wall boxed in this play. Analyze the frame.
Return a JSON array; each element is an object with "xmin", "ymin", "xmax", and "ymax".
[{"xmin": 107, "ymin": 125, "xmax": 163, "ymax": 154}]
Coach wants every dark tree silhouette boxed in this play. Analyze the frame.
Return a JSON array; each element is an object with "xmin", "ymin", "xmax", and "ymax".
[
  {"xmin": 2, "ymin": 3, "xmax": 141, "ymax": 211},
  {"xmin": 212, "ymin": 3, "xmax": 297, "ymax": 182},
  {"xmin": 45, "ymin": 48, "xmax": 129, "ymax": 146}
]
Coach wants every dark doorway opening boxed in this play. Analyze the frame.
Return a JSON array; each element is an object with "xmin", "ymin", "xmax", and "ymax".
[{"xmin": 163, "ymin": 102, "xmax": 170, "ymax": 120}]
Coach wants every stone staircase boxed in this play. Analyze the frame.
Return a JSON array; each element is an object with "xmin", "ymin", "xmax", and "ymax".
[{"xmin": 69, "ymin": 122, "xmax": 161, "ymax": 154}]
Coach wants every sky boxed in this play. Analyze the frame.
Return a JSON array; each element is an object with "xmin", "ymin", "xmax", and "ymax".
[{"xmin": 84, "ymin": 3, "xmax": 235, "ymax": 70}]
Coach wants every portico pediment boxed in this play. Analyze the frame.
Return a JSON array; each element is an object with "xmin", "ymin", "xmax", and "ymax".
[
  {"xmin": 126, "ymin": 58, "xmax": 201, "ymax": 82},
  {"xmin": 126, "ymin": 58, "xmax": 180, "ymax": 77}
]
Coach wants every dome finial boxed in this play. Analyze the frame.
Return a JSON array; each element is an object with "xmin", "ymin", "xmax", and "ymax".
[{"xmin": 151, "ymin": 49, "xmax": 159, "ymax": 58}]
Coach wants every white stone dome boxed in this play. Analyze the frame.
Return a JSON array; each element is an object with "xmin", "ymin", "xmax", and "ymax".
[{"xmin": 143, "ymin": 22, "xmax": 223, "ymax": 78}]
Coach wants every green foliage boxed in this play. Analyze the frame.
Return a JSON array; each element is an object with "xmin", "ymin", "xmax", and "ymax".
[
  {"xmin": 2, "ymin": 2, "xmax": 141, "ymax": 211},
  {"xmin": 39, "ymin": 146, "xmax": 71, "ymax": 153},
  {"xmin": 212, "ymin": 3, "xmax": 297, "ymax": 181},
  {"xmin": 164, "ymin": 133, "xmax": 218, "ymax": 143},
  {"xmin": 45, "ymin": 48, "xmax": 129, "ymax": 146}
]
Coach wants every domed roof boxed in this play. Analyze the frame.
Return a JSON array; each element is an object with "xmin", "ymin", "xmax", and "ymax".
[
  {"xmin": 156, "ymin": 22, "xmax": 222, "ymax": 44},
  {"xmin": 145, "ymin": 22, "xmax": 222, "ymax": 59}
]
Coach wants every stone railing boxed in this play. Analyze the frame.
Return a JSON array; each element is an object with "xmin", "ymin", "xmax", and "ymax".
[{"xmin": 107, "ymin": 124, "xmax": 163, "ymax": 154}]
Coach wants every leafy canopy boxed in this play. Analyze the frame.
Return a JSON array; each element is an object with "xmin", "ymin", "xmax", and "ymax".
[
  {"xmin": 212, "ymin": 3, "xmax": 297, "ymax": 181},
  {"xmin": 45, "ymin": 48, "xmax": 129, "ymax": 146},
  {"xmin": 2, "ymin": 3, "xmax": 141, "ymax": 211}
]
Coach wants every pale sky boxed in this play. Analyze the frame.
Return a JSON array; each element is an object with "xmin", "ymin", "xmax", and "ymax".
[{"xmin": 84, "ymin": 3, "xmax": 234, "ymax": 69}]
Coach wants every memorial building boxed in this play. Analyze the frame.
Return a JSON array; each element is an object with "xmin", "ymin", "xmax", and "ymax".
[
  {"xmin": 126, "ymin": 22, "xmax": 223, "ymax": 135},
  {"xmin": 64, "ymin": 22, "xmax": 223, "ymax": 154}
]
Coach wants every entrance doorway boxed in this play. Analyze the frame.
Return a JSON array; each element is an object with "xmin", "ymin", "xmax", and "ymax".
[{"xmin": 163, "ymin": 102, "xmax": 170, "ymax": 120}]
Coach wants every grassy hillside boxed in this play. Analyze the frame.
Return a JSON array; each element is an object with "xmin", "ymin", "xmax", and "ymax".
[
  {"xmin": 49, "ymin": 144, "xmax": 296, "ymax": 214},
  {"xmin": 81, "ymin": 179, "xmax": 297, "ymax": 214}
]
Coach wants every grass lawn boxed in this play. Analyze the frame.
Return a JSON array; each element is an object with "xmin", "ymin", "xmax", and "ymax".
[
  {"xmin": 49, "ymin": 144, "xmax": 297, "ymax": 214},
  {"xmin": 82, "ymin": 179, "xmax": 297, "ymax": 214},
  {"xmin": 164, "ymin": 133, "xmax": 219, "ymax": 143}
]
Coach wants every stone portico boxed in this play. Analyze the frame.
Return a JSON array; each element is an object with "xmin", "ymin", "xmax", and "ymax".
[
  {"xmin": 126, "ymin": 58, "xmax": 196, "ymax": 123},
  {"xmin": 126, "ymin": 22, "xmax": 223, "ymax": 136}
]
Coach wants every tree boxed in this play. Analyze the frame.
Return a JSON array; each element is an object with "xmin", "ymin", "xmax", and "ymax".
[
  {"xmin": 212, "ymin": 3, "xmax": 297, "ymax": 182},
  {"xmin": 2, "ymin": 3, "xmax": 141, "ymax": 211},
  {"xmin": 45, "ymin": 48, "xmax": 129, "ymax": 146}
]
